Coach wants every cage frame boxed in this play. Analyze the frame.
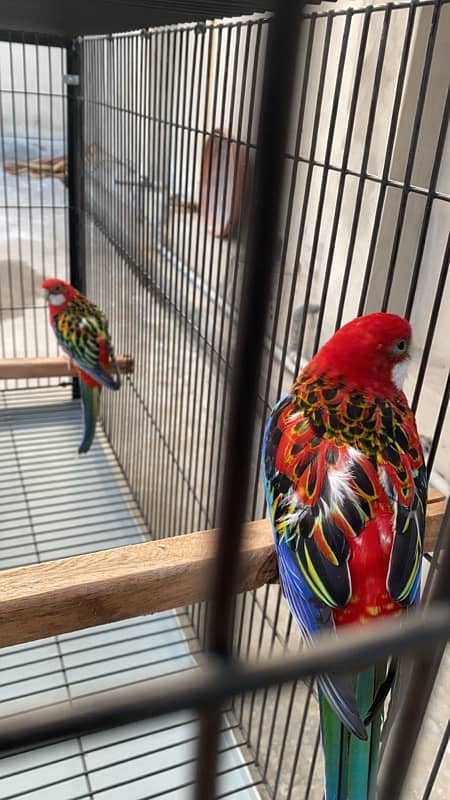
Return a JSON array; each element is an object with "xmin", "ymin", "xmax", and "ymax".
[{"xmin": 0, "ymin": 0, "xmax": 449, "ymax": 799}]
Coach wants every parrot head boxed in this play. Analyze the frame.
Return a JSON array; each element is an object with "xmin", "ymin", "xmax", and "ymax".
[
  {"xmin": 310, "ymin": 312, "xmax": 411, "ymax": 399},
  {"xmin": 42, "ymin": 278, "xmax": 78, "ymax": 311}
]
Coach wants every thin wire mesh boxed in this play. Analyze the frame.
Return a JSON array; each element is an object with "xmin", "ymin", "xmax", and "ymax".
[
  {"xmin": 0, "ymin": 388, "xmax": 259, "ymax": 800},
  {"xmin": 80, "ymin": 3, "xmax": 450, "ymax": 798},
  {"xmin": 80, "ymin": 4, "xmax": 450, "ymax": 797},
  {"xmin": 0, "ymin": 35, "xmax": 70, "ymax": 389}
]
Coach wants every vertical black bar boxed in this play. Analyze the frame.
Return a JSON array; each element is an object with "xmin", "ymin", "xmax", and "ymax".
[
  {"xmin": 7, "ymin": 35, "xmax": 28, "ymax": 369},
  {"xmin": 421, "ymin": 717, "xmax": 450, "ymax": 800},
  {"xmin": 411, "ymin": 230, "xmax": 450, "ymax": 413},
  {"xmin": 67, "ymin": 38, "xmax": 85, "ymax": 399},
  {"xmin": 245, "ymin": 11, "xmax": 319, "ymax": 749},
  {"xmin": 22, "ymin": 37, "xmax": 39, "ymax": 371},
  {"xmin": 302, "ymin": 724, "xmax": 321, "ymax": 800},
  {"xmin": 381, "ymin": 0, "xmax": 441, "ymax": 311},
  {"xmin": 67, "ymin": 39, "xmax": 86, "ymax": 291},
  {"xmin": 404, "ymin": 86, "xmax": 450, "ymax": 320},
  {"xmin": 425, "ymin": 369, "xmax": 450, "ymax": 479},
  {"xmin": 289, "ymin": 13, "xmax": 333, "ymax": 378},
  {"xmin": 335, "ymin": 6, "xmax": 391, "ymax": 330},
  {"xmin": 194, "ymin": 2, "xmax": 305, "ymax": 797},
  {"xmin": 358, "ymin": 1, "xmax": 417, "ymax": 316}
]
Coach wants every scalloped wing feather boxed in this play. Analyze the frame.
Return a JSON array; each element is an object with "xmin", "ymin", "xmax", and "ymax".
[
  {"xmin": 380, "ymin": 434, "xmax": 427, "ymax": 605},
  {"xmin": 264, "ymin": 396, "xmax": 382, "ymax": 611},
  {"xmin": 264, "ymin": 375, "xmax": 426, "ymax": 616},
  {"xmin": 274, "ymin": 521, "xmax": 367, "ymax": 739},
  {"xmin": 53, "ymin": 297, "xmax": 119, "ymax": 389}
]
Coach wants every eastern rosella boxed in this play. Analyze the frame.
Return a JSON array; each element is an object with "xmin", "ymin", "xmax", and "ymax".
[
  {"xmin": 42, "ymin": 278, "xmax": 121, "ymax": 453},
  {"xmin": 263, "ymin": 312, "xmax": 426, "ymax": 800}
]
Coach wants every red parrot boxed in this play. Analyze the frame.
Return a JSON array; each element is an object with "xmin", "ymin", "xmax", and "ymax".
[
  {"xmin": 263, "ymin": 312, "xmax": 427, "ymax": 799},
  {"xmin": 42, "ymin": 278, "xmax": 121, "ymax": 453}
]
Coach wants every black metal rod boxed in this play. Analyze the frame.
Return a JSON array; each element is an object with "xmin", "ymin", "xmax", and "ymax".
[
  {"xmin": 381, "ymin": 0, "xmax": 441, "ymax": 311},
  {"xmin": 425, "ymin": 368, "xmax": 450, "ymax": 481},
  {"xmin": 67, "ymin": 39, "xmax": 86, "ymax": 293},
  {"xmin": 0, "ymin": 30, "xmax": 69, "ymax": 46},
  {"xmin": 194, "ymin": 2, "xmax": 305, "ymax": 796},
  {"xmin": 0, "ymin": 604, "xmax": 449, "ymax": 755},
  {"xmin": 335, "ymin": 5, "xmax": 392, "ymax": 329},
  {"xmin": 378, "ymin": 502, "xmax": 450, "ymax": 800},
  {"xmin": 421, "ymin": 716, "xmax": 450, "ymax": 800},
  {"xmin": 66, "ymin": 38, "xmax": 86, "ymax": 400},
  {"xmin": 411, "ymin": 229, "xmax": 450, "ymax": 414}
]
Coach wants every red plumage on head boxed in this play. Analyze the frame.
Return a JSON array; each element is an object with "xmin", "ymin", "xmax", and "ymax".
[
  {"xmin": 41, "ymin": 278, "xmax": 79, "ymax": 318},
  {"xmin": 41, "ymin": 277, "xmax": 77, "ymax": 296},
  {"xmin": 309, "ymin": 312, "xmax": 411, "ymax": 399}
]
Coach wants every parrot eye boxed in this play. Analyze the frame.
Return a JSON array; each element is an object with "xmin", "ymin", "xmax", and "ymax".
[
  {"xmin": 52, "ymin": 285, "xmax": 61, "ymax": 293},
  {"xmin": 394, "ymin": 338, "xmax": 407, "ymax": 354}
]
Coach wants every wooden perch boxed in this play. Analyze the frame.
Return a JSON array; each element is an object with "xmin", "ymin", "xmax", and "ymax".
[
  {"xmin": 0, "ymin": 521, "xmax": 276, "ymax": 649},
  {"xmin": 425, "ymin": 488, "xmax": 447, "ymax": 551},
  {"xmin": 0, "ymin": 490, "xmax": 446, "ymax": 649},
  {"xmin": 0, "ymin": 355, "xmax": 134, "ymax": 380}
]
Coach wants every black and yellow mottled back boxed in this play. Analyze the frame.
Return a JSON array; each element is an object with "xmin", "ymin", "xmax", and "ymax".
[
  {"xmin": 264, "ymin": 366, "xmax": 427, "ymax": 610},
  {"xmin": 52, "ymin": 291, "xmax": 120, "ymax": 390}
]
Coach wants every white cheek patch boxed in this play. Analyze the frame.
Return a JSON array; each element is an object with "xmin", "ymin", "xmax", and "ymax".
[
  {"xmin": 392, "ymin": 359, "xmax": 408, "ymax": 390},
  {"xmin": 50, "ymin": 293, "xmax": 66, "ymax": 306}
]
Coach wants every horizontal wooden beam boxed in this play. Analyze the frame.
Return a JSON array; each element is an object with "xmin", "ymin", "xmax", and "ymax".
[
  {"xmin": 425, "ymin": 488, "xmax": 447, "ymax": 552},
  {"xmin": 0, "ymin": 492, "xmax": 446, "ymax": 649},
  {"xmin": 0, "ymin": 355, "xmax": 134, "ymax": 379},
  {"xmin": 0, "ymin": 521, "xmax": 275, "ymax": 649}
]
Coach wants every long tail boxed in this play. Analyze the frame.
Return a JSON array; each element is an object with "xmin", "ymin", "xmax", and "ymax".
[
  {"xmin": 78, "ymin": 377, "xmax": 101, "ymax": 454},
  {"xmin": 319, "ymin": 663, "xmax": 387, "ymax": 800}
]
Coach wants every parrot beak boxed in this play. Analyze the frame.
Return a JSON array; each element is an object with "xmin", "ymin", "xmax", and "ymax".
[{"xmin": 43, "ymin": 289, "xmax": 50, "ymax": 300}]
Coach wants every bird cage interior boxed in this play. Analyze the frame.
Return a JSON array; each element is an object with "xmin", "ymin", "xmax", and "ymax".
[{"xmin": 0, "ymin": 1, "xmax": 449, "ymax": 799}]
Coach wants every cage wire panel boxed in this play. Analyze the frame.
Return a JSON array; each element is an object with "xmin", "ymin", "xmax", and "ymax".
[
  {"xmin": 1, "ymin": 1, "xmax": 450, "ymax": 799},
  {"xmin": 0, "ymin": 31, "xmax": 261, "ymax": 800},
  {"xmin": 0, "ymin": 36, "xmax": 70, "ymax": 388},
  {"xmin": 83, "ymin": 4, "xmax": 449, "ymax": 797},
  {"xmin": 0, "ymin": 402, "xmax": 261, "ymax": 800}
]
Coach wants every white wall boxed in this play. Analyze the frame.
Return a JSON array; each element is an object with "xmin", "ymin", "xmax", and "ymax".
[{"xmin": 170, "ymin": 3, "xmax": 450, "ymax": 484}]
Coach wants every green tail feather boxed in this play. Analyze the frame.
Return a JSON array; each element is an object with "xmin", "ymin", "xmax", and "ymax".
[
  {"xmin": 79, "ymin": 380, "xmax": 101, "ymax": 454},
  {"xmin": 319, "ymin": 663, "xmax": 386, "ymax": 800}
]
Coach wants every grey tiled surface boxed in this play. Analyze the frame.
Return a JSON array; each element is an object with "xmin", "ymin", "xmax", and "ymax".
[{"xmin": 0, "ymin": 388, "xmax": 260, "ymax": 799}]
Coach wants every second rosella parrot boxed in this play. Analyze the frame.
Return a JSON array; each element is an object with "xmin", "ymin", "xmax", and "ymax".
[
  {"xmin": 263, "ymin": 312, "xmax": 427, "ymax": 800},
  {"xmin": 42, "ymin": 278, "xmax": 121, "ymax": 454}
]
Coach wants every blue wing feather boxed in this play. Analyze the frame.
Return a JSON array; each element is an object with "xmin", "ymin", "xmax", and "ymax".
[
  {"xmin": 263, "ymin": 399, "xmax": 367, "ymax": 739},
  {"xmin": 277, "ymin": 536, "xmax": 367, "ymax": 739},
  {"xmin": 264, "ymin": 454, "xmax": 366, "ymax": 739}
]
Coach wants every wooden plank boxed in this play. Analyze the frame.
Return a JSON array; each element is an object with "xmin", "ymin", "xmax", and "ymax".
[
  {"xmin": 0, "ymin": 493, "xmax": 446, "ymax": 649},
  {"xmin": 0, "ymin": 521, "xmax": 276, "ymax": 649},
  {"xmin": 427, "ymin": 487, "xmax": 445, "ymax": 504},
  {"xmin": 423, "ymin": 498, "xmax": 448, "ymax": 553},
  {"xmin": 0, "ymin": 355, "xmax": 133, "ymax": 380}
]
